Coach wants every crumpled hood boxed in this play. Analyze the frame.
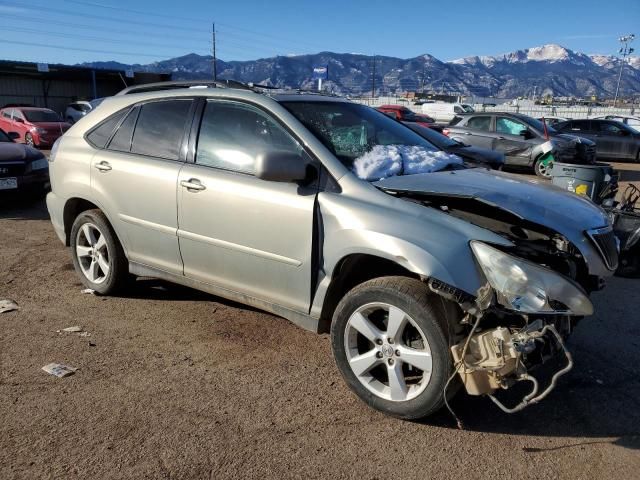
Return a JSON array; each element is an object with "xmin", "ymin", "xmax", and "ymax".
[
  {"xmin": 374, "ymin": 168, "xmax": 610, "ymax": 234},
  {"xmin": 0, "ymin": 143, "xmax": 45, "ymax": 163},
  {"xmin": 553, "ymin": 133, "xmax": 595, "ymax": 147}
]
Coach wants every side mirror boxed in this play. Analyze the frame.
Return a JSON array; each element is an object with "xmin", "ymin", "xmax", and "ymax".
[
  {"xmin": 7, "ymin": 131, "xmax": 20, "ymax": 141},
  {"xmin": 519, "ymin": 129, "xmax": 533, "ymax": 139},
  {"xmin": 255, "ymin": 151, "xmax": 310, "ymax": 183}
]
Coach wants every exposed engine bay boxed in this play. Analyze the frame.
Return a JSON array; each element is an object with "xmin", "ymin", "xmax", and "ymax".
[
  {"xmin": 396, "ymin": 190, "xmax": 591, "ymax": 413},
  {"xmin": 410, "ymin": 192, "xmax": 595, "ymax": 292}
]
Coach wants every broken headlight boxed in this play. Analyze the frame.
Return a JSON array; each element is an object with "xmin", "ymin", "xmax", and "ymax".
[{"xmin": 470, "ymin": 241, "xmax": 593, "ymax": 316}]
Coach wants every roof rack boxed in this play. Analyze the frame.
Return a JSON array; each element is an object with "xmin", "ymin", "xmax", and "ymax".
[{"xmin": 115, "ymin": 79, "xmax": 253, "ymax": 96}]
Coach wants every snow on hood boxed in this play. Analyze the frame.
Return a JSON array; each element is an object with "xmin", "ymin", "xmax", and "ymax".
[{"xmin": 352, "ymin": 145, "xmax": 463, "ymax": 181}]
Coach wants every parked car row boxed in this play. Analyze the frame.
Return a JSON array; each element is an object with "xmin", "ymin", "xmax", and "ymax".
[{"xmin": 0, "ymin": 127, "xmax": 49, "ymax": 195}]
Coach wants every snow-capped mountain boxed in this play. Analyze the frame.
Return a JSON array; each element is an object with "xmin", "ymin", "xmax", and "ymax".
[{"xmin": 80, "ymin": 44, "xmax": 640, "ymax": 98}]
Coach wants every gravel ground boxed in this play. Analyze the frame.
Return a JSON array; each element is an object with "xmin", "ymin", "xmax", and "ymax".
[{"xmin": 1, "ymin": 162, "xmax": 639, "ymax": 479}]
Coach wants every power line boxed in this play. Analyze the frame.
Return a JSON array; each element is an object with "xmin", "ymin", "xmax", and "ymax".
[
  {"xmin": 0, "ymin": 1, "xmax": 210, "ymax": 33},
  {"xmin": 0, "ymin": 38, "xmax": 186, "ymax": 60},
  {"xmin": 62, "ymin": 0, "xmax": 204, "ymax": 23},
  {"xmin": 0, "ymin": 26, "xmax": 208, "ymax": 53}
]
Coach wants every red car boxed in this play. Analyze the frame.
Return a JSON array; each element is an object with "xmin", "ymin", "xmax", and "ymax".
[
  {"xmin": 376, "ymin": 105, "xmax": 435, "ymax": 126},
  {"xmin": 0, "ymin": 107, "xmax": 70, "ymax": 148}
]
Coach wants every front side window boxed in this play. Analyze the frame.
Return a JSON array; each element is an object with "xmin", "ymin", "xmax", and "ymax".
[
  {"xmin": 131, "ymin": 99, "xmax": 193, "ymax": 160},
  {"xmin": 466, "ymin": 116, "xmax": 491, "ymax": 131},
  {"xmin": 496, "ymin": 117, "xmax": 527, "ymax": 135},
  {"xmin": 597, "ymin": 122, "xmax": 622, "ymax": 135},
  {"xmin": 196, "ymin": 101, "xmax": 301, "ymax": 174}
]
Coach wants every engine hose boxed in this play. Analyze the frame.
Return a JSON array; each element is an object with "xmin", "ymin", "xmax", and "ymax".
[{"xmin": 488, "ymin": 325, "xmax": 574, "ymax": 414}]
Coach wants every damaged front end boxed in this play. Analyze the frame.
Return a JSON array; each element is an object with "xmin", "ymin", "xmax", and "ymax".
[{"xmin": 373, "ymin": 170, "xmax": 616, "ymax": 413}]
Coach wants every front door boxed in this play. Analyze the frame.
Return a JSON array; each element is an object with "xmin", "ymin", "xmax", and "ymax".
[
  {"xmin": 459, "ymin": 115, "xmax": 495, "ymax": 149},
  {"xmin": 594, "ymin": 121, "xmax": 635, "ymax": 160},
  {"xmin": 90, "ymin": 98, "xmax": 195, "ymax": 275},
  {"xmin": 494, "ymin": 116, "xmax": 536, "ymax": 166},
  {"xmin": 177, "ymin": 99, "xmax": 317, "ymax": 313}
]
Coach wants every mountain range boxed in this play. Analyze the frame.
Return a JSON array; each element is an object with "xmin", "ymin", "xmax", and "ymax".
[{"xmin": 81, "ymin": 44, "xmax": 640, "ymax": 98}]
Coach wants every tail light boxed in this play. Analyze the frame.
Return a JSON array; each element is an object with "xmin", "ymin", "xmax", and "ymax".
[{"xmin": 442, "ymin": 129, "xmax": 450, "ymax": 137}]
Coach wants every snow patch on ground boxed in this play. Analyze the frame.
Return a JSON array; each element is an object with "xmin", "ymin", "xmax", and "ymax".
[{"xmin": 353, "ymin": 145, "xmax": 463, "ymax": 181}]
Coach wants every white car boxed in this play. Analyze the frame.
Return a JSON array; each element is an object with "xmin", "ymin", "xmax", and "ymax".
[
  {"xmin": 64, "ymin": 99, "xmax": 105, "ymax": 124},
  {"xmin": 420, "ymin": 102, "xmax": 474, "ymax": 122},
  {"xmin": 592, "ymin": 115, "xmax": 640, "ymax": 133}
]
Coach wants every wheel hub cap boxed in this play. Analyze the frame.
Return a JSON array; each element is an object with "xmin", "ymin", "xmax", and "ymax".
[{"xmin": 344, "ymin": 302, "xmax": 433, "ymax": 402}]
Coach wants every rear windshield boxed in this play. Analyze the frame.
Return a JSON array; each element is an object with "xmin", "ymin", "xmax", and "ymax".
[{"xmin": 23, "ymin": 110, "xmax": 62, "ymax": 123}]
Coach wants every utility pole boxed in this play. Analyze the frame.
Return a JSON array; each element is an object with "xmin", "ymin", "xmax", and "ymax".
[
  {"xmin": 371, "ymin": 55, "xmax": 376, "ymax": 99},
  {"xmin": 614, "ymin": 33, "xmax": 635, "ymax": 107},
  {"xmin": 212, "ymin": 22, "xmax": 217, "ymax": 81}
]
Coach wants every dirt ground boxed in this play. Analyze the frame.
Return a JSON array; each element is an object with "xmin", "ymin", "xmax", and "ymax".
[{"xmin": 1, "ymin": 162, "xmax": 640, "ymax": 479}]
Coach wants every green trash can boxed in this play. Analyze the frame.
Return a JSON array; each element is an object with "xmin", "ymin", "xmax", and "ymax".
[{"xmin": 551, "ymin": 162, "xmax": 617, "ymax": 202}]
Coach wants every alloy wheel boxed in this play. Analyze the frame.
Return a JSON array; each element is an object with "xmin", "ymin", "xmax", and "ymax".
[
  {"xmin": 25, "ymin": 133, "xmax": 34, "ymax": 147},
  {"xmin": 344, "ymin": 302, "xmax": 433, "ymax": 402},
  {"xmin": 75, "ymin": 223, "xmax": 110, "ymax": 284}
]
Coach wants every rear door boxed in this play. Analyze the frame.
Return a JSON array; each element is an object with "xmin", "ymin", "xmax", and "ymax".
[
  {"xmin": 89, "ymin": 98, "xmax": 196, "ymax": 275},
  {"xmin": 494, "ymin": 116, "xmax": 537, "ymax": 166},
  {"xmin": 177, "ymin": 99, "xmax": 317, "ymax": 313},
  {"xmin": 455, "ymin": 115, "xmax": 495, "ymax": 149}
]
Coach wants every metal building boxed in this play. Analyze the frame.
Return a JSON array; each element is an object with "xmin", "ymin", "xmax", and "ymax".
[{"xmin": 0, "ymin": 60, "xmax": 171, "ymax": 114}]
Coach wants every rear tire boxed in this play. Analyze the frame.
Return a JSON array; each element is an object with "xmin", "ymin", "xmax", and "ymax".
[
  {"xmin": 70, "ymin": 209, "xmax": 129, "ymax": 295},
  {"xmin": 331, "ymin": 276, "xmax": 455, "ymax": 420}
]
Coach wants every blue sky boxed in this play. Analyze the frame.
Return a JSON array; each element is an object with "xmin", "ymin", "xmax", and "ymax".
[{"xmin": 0, "ymin": 0, "xmax": 638, "ymax": 65}]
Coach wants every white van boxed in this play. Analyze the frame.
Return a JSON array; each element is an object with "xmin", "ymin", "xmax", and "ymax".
[{"xmin": 420, "ymin": 102, "xmax": 474, "ymax": 122}]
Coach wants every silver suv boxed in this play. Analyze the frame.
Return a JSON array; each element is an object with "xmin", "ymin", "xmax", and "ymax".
[{"xmin": 47, "ymin": 81, "xmax": 616, "ymax": 420}]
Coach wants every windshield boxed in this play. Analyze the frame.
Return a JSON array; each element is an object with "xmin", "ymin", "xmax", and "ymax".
[
  {"xmin": 23, "ymin": 110, "xmax": 62, "ymax": 123},
  {"xmin": 515, "ymin": 115, "xmax": 557, "ymax": 134},
  {"xmin": 0, "ymin": 130, "xmax": 10, "ymax": 142},
  {"xmin": 281, "ymin": 100, "xmax": 462, "ymax": 181},
  {"xmin": 405, "ymin": 123, "xmax": 459, "ymax": 149}
]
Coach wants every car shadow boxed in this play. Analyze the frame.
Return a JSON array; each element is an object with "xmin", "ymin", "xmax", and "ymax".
[
  {"xmin": 615, "ymin": 167, "xmax": 640, "ymax": 183},
  {"xmin": 419, "ymin": 276, "xmax": 640, "ymax": 451},
  {"xmin": 116, "ymin": 277, "xmax": 263, "ymax": 314},
  {"xmin": 0, "ymin": 194, "xmax": 50, "ymax": 220}
]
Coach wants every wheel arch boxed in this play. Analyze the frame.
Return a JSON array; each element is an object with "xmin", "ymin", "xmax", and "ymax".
[
  {"xmin": 317, "ymin": 253, "xmax": 421, "ymax": 334},
  {"xmin": 62, "ymin": 197, "xmax": 126, "ymax": 254}
]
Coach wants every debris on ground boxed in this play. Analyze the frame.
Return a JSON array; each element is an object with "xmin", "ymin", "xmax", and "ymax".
[
  {"xmin": 62, "ymin": 326, "xmax": 83, "ymax": 333},
  {"xmin": 0, "ymin": 299, "xmax": 19, "ymax": 313},
  {"xmin": 81, "ymin": 288, "xmax": 96, "ymax": 295},
  {"xmin": 42, "ymin": 363, "xmax": 78, "ymax": 378},
  {"xmin": 79, "ymin": 331, "xmax": 91, "ymax": 337}
]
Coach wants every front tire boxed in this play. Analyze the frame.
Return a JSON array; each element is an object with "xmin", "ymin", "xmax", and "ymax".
[
  {"xmin": 24, "ymin": 133, "xmax": 35, "ymax": 147},
  {"xmin": 331, "ymin": 277, "xmax": 454, "ymax": 420},
  {"xmin": 70, "ymin": 209, "xmax": 128, "ymax": 295},
  {"xmin": 534, "ymin": 153, "xmax": 553, "ymax": 178}
]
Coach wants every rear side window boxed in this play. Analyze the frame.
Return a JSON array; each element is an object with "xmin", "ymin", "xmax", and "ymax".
[
  {"xmin": 196, "ymin": 100, "xmax": 301, "ymax": 174},
  {"xmin": 131, "ymin": 99, "xmax": 193, "ymax": 160},
  {"xmin": 107, "ymin": 107, "xmax": 139, "ymax": 152},
  {"xmin": 86, "ymin": 109, "xmax": 128, "ymax": 148},
  {"xmin": 568, "ymin": 120, "xmax": 591, "ymax": 132},
  {"xmin": 466, "ymin": 116, "xmax": 491, "ymax": 131}
]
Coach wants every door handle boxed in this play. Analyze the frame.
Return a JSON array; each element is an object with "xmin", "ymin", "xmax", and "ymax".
[
  {"xmin": 94, "ymin": 161, "xmax": 112, "ymax": 172},
  {"xmin": 464, "ymin": 132, "xmax": 472, "ymax": 135},
  {"xmin": 497, "ymin": 136, "xmax": 505, "ymax": 140},
  {"xmin": 180, "ymin": 178, "xmax": 206, "ymax": 192}
]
